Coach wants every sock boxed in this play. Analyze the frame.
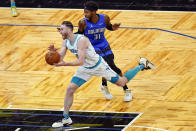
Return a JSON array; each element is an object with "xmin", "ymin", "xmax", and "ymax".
[
  {"xmin": 11, "ymin": 2, "xmax": 16, "ymax": 7},
  {"xmin": 124, "ymin": 65, "xmax": 144, "ymax": 82},
  {"xmin": 63, "ymin": 114, "xmax": 69, "ymax": 119},
  {"xmin": 123, "ymin": 85, "xmax": 129, "ymax": 91},
  {"xmin": 102, "ymin": 79, "xmax": 107, "ymax": 86}
]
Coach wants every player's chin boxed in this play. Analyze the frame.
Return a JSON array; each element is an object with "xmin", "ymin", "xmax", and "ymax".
[{"xmin": 62, "ymin": 35, "xmax": 66, "ymax": 40}]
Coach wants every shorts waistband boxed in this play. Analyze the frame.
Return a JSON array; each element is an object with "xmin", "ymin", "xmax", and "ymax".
[{"xmin": 84, "ymin": 56, "xmax": 102, "ymax": 69}]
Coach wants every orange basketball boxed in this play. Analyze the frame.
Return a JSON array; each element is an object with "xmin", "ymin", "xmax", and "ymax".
[{"xmin": 45, "ymin": 51, "xmax": 60, "ymax": 65}]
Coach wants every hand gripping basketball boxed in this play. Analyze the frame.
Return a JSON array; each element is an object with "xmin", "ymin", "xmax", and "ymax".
[{"xmin": 45, "ymin": 45, "xmax": 60, "ymax": 65}]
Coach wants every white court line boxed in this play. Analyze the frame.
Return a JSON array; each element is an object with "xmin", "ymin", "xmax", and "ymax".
[
  {"xmin": 0, "ymin": 7, "xmax": 196, "ymax": 13},
  {"xmin": 122, "ymin": 112, "xmax": 143, "ymax": 131},
  {"xmin": 65, "ymin": 127, "xmax": 90, "ymax": 131},
  {"xmin": 115, "ymin": 125, "xmax": 169, "ymax": 131},
  {"xmin": 7, "ymin": 104, "xmax": 12, "ymax": 108},
  {"xmin": 15, "ymin": 128, "xmax": 21, "ymax": 131}
]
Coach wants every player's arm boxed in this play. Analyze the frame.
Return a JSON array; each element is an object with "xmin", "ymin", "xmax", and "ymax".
[
  {"xmin": 54, "ymin": 37, "xmax": 87, "ymax": 66},
  {"xmin": 74, "ymin": 19, "xmax": 86, "ymax": 34},
  {"xmin": 58, "ymin": 40, "xmax": 67, "ymax": 62},
  {"xmin": 104, "ymin": 15, "xmax": 120, "ymax": 31}
]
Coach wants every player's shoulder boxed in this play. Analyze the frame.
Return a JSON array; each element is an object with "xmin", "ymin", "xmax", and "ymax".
[
  {"xmin": 77, "ymin": 34, "xmax": 89, "ymax": 44},
  {"xmin": 79, "ymin": 18, "xmax": 86, "ymax": 25},
  {"xmin": 62, "ymin": 39, "xmax": 69, "ymax": 47},
  {"xmin": 78, "ymin": 34, "xmax": 87, "ymax": 41},
  {"xmin": 77, "ymin": 35, "xmax": 89, "ymax": 47}
]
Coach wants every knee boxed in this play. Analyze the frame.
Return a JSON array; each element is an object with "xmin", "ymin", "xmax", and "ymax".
[
  {"xmin": 115, "ymin": 77, "xmax": 127, "ymax": 87},
  {"xmin": 66, "ymin": 85, "xmax": 77, "ymax": 94},
  {"xmin": 116, "ymin": 82, "xmax": 125, "ymax": 87}
]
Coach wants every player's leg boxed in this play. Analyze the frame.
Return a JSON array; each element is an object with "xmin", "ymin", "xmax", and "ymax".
[
  {"xmin": 52, "ymin": 68, "xmax": 89, "ymax": 128},
  {"xmin": 100, "ymin": 77, "xmax": 113, "ymax": 100},
  {"xmin": 115, "ymin": 57, "xmax": 156, "ymax": 87},
  {"xmin": 98, "ymin": 55, "xmax": 113, "ymax": 100},
  {"xmin": 10, "ymin": 0, "xmax": 19, "ymax": 17},
  {"xmin": 52, "ymin": 82, "xmax": 79, "ymax": 127},
  {"xmin": 103, "ymin": 54, "xmax": 132, "ymax": 101}
]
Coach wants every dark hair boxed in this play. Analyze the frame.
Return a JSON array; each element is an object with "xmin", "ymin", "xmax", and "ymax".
[
  {"xmin": 61, "ymin": 21, "xmax": 73, "ymax": 31},
  {"xmin": 84, "ymin": 1, "xmax": 99, "ymax": 11}
]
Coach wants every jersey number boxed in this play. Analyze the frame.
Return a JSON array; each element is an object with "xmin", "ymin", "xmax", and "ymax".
[{"xmin": 94, "ymin": 34, "xmax": 101, "ymax": 40}]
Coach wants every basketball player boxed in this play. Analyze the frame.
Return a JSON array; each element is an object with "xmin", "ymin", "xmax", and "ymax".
[
  {"xmin": 76, "ymin": 1, "xmax": 131, "ymax": 101},
  {"xmin": 10, "ymin": 0, "xmax": 19, "ymax": 17},
  {"xmin": 51, "ymin": 21, "xmax": 155, "ymax": 127}
]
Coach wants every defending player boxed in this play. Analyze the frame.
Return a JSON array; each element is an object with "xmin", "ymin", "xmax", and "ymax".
[{"xmin": 76, "ymin": 1, "xmax": 132, "ymax": 101}]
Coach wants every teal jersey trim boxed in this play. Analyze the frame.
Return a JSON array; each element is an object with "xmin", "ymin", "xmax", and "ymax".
[
  {"xmin": 69, "ymin": 34, "xmax": 78, "ymax": 46},
  {"xmin": 84, "ymin": 56, "xmax": 102, "ymax": 69},
  {"xmin": 71, "ymin": 76, "xmax": 86, "ymax": 87},
  {"xmin": 109, "ymin": 74, "xmax": 119, "ymax": 84},
  {"xmin": 65, "ymin": 39, "xmax": 68, "ymax": 48}
]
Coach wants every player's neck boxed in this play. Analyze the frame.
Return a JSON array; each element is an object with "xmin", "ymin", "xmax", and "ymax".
[
  {"xmin": 67, "ymin": 33, "xmax": 76, "ymax": 44},
  {"xmin": 91, "ymin": 14, "xmax": 99, "ymax": 24}
]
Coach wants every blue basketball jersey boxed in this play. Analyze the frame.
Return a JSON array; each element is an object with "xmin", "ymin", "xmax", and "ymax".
[{"xmin": 84, "ymin": 14, "xmax": 113, "ymax": 57}]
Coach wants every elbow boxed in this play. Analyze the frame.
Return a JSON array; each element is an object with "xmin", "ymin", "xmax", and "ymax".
[
  {"xmin": 78, "ymin": 61, "xmax": 84, "ymax": 66},
  {"xmin": 76, "ymin": 60, "xmax": 84, "ymax": 66},
  {"xmin": 78, "ymin": 60, "xmax": 84, "ymax": 66}
]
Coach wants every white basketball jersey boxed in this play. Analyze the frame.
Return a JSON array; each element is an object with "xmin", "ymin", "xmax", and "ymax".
[{"xmin": 65, "ymin": 34, "xmax": 100, "ymax": 68}]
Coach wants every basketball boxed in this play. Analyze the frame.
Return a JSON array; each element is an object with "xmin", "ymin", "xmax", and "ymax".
[{"xmin": 45, "ymin": 51, "xmax": 60, "ymax": 65}]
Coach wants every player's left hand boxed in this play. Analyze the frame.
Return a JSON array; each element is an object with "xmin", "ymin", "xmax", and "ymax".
[
  {"xmin": 112, "ymin": 23, "xmax": 121, "ymax": 30},
  {"xmin": 53, "ymin": 61, "xmax": 66, "ymax": 66}
]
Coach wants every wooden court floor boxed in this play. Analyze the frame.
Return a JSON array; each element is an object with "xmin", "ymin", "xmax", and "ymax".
[{"xmin": 0, "ymin": 8, "xmax": 196, "ymax": 131}]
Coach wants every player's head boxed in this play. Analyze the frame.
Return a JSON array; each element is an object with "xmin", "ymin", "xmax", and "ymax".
[
  {"xmin": 57, "ymin": 21, "xmax": 74, "ymax": 40},
  {"xmin": 84, "ymin": 1, "xmax": 99, "ymax": 21}
]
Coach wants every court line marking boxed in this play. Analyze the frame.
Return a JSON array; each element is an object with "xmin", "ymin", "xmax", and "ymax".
[
  {"xmin": 122, "ymin": 112, "xmax": 143, "ymax": 131},
  {"xmin": 0, "ymin": 23, "xmax": 195, "ymax": 40},
  {"xmin": 1, "ymin": 7, "xmax": 196, "ymax": 13},
  {"xmin": 65, "ymin": 127, "xmax": 90, "ymax": 131},
  {"xmin": 7, "ymin": 104, "xmax": 12, "ymax": 108},
  {"xmin": 15, "ymin": 128, "xmax": 21, "ymax": 131},
  {"xmin": 115, "ymin": 125, "xmax": 169, "ymax": 131}
]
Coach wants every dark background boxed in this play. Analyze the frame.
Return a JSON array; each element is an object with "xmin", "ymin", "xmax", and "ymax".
[{"xmin": 1, "ymin": 0, "xmax": 196, "ymax": 11}]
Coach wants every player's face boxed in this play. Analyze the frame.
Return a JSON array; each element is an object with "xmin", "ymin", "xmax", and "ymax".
[
  {"xmin": 84, "ymin": 9, "xmax": 93, "ymax": 21},
  {"xmin": 57, "ymin": 25, "xmax": 69, "ymax": 40}
]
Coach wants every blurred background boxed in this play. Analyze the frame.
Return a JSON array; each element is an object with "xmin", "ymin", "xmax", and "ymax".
[{"xmin": 1, "ymin": 0, "xmax": 196, "ymax": 11}]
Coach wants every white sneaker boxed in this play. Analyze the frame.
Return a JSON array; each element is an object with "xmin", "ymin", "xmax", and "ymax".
[
  {"xmin": 139, "ymin": 57, "xmax": 156, "ymax": 70},
  {"xmin": 11, "ymin": 6, "xmax": 19, "ymax": 17},
  {"xmin": 100, "ymin": 85, "xmax": 113, "ymax": 100},
  {"xmin": 52, "ymin": 117, "xmax": 72, "ymax": 128},
  {"xmin": 124, "ymin": 89, "xmax": 132, "ymax": 102}
]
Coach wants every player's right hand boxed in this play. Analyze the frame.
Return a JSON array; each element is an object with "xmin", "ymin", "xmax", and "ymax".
[
  {"xmin": 48, "ymin": 45, "xmax": 58, "ymax": 51},
  {"xmin": 112, "ymin": 23, "xmax": 121, "ymax": 30}
]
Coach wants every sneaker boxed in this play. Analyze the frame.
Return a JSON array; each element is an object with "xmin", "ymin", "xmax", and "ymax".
[
  {"xmin": 52, "ymin": 117, "xmax": 72, "ymax": 128},
  {"xmin": 11, "ymin": 6, "xmax": 19, "ymax": 17},
  {"xmin": 124, "ymin": 89, "xmax": 132, "ymax": 102},
  {"xmin": 100, "ymin": 85, "xmax": 113, "ymax": 100},
  {"xmin": 139, "ymin": 57, "xmax": 156, "ymax": 70}
]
